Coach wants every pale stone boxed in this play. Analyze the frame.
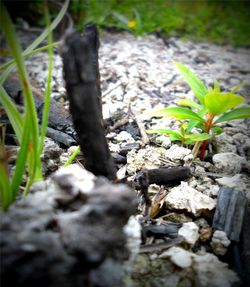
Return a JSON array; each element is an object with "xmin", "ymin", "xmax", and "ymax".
[
  {"xmin": 159, "ymin": 246, "xmax": 193, "ymax": 268},
  {"xmin": 178, "ymin": 222, "xmax": 199, "ymax": 245},
  {"xmin": 155, "ymin": 135, "xmax": 172, "ymax": 148},
  {"xmin": 211, "ymin": 230, "xmax": 231, "ymax": 256},
  {"xmin": 216, "ymin": 174, "xmax": 247, "ymax": 192},
  {"xmin": 212, "ymin": 152, "xmax": 246, "ymax": 175},
  {"xmin": 115, "ymin": 131, "xmax": 135, "ymax": 143},
  {"xmin": 160, "ymin": 247, "xmax": 239, "ymax": 286},
  {"xmin": 165, "ymin": 144, "xmax": 193, "ymax": 162},
  {"xmin": 193, "ymin": 252, "xmax": 238, "ymax": 287},
  {"xmin": 214, "ymin": 133, "xmax": 237, "ymax": 153},
  {"xmin": 126, "ymin": 146, "xmax": 166, "ymax": 174},
  {"xmin": 51, "ymin": 164, "xmax": 95, "ymax": 194},
  {"xmin": 165, "ymin": 182, "xmax": 216, "ymax": 217}
]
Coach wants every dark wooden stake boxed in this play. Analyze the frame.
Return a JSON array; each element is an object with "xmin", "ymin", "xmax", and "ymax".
[
  {"xmin": 61, "ymin": 25, "xmax": 116, "ymax": 180},
  {"xmin": 136, "ymin": 166, "xmax": 191, "ymax": 187},
  {"xmin": 212, "ymin": 187, "xmax": 247, "ymax": 242}
]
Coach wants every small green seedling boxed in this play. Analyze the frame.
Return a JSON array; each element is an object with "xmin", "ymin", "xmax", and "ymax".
[
  {"xmin": 148, "ymin": 61, "xmax": 250, "ymax": 160},
  {"xmin": 147, "ymin": 123, "xmax": 211, "ymax": 145}
]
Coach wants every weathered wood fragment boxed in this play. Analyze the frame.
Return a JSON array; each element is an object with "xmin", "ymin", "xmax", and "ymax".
[
  {"xmin": 61, "ymin": 25, "xmax": 116, "ymax": 180},
  {"xmin": 4, "ymin": 74, "xmax": 76, "ymax": 145},
  {"xmin": 46, "ymin": 127, "xmax": 76, "ymax": 147},
  {"xmin": 241, "ymin": 205, "xmax": 250, "ymax": 286},
  {"xmin": 139, "ymin": 237, "xmax": 183, "ymax": 253},
  {"xmin": 143, "ymin": 223, "xmax": 182, "ymax": 239},
  {"xmin": 136, "ymin": 166, "xmax": 191, "ymax": 188},
  {"xmin": 212, "ymin": 187, "xmax": 247, "ymax": 242}
]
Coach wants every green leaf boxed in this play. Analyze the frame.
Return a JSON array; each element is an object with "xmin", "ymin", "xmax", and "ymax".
[
  {"xmin": 169, "ymin": 134, "xmax": 182, "ymax": 141},
  {"xmin": 174, "ymin": 61, "xmax": 208, "ymax": 105},
  {"xmin": 215, "ymin": 107, "xmax": 250, "ymax": 123},
  {"xmin": 185, "ymin": 133, "xmax": 212, "ymax": 142},
  {"xmin": 213, "ymin": 79, "xmax": 220, "ymax": 92},
  {"xmin": 146, "ymin": 129, "xmax": 181, "ymax": 138},
  {"xmin": 150, "ymin": 107, "xmax": 205, "ymax": 122},
  {"xmin": 177, "ymin": 99, "xmax": 203, "ymax": 110},
  {"xmin": 212, "ymin": 126, "xmax": 223, "ymax": 135},
  {"xmin": 186, "ymin": 119, "xmax": 200, "ymax": 133},
  {"xmin": 204, "ymin": 92, "xmax": 244, "ymax": 115},
  {"xmin": 180, "ymin": 123, "xmax": 186, "ymax": 136},
  {"xmin": 231, "ymin": 83, "xmax": 243, "ymax": 94}
]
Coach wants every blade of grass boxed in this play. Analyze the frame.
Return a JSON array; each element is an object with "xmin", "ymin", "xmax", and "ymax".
[
  {"xmin": 63, "ymin": 146, "xmax": 81, "ymax": 167},
  {"xmin": 0, "ymin": 42, "xmax": 59, "ymax": 72},
  {"xmin": 1, "ymin": 3, "xmax": 42, "ymax": 182},
  {"xmin": 0, "ymin": 164, "xmax": 11, "ymax": 211},
  {"xmin": 10, "ymin": 113, "xmax": 31, "ymax": 200},
  {"xmin": 39, "ymin": 2, "xmax": 53, "ymax": 155},
  {"xmin": 0, "ymin": 0, "xmax": 69, "ymax": 84},
  {"xmin": 0, "ymin": 85, "xmax": 23, "ymax": 142}
]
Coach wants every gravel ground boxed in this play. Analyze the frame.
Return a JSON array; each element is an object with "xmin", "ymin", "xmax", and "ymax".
[{"xmin": 4, "ymin": 29, "xmax": 250, "ymax": 286}]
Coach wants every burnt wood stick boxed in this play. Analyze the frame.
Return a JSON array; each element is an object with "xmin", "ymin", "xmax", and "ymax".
[
  {"xmin": 46, "ymin": 127, "xmax": 76, "ymax": 147},
  {"xmin": 61, "ymin": 25, "xmax": 116, "ymax": 180},
  {"xmin": 212, "ymin": 187, "xmax": 247, "ymax": 242},
  {"xmin": 4, "ymin": 74, "xmax": 76, "ymax": 143},
  {"xmin": 136, "ymin": 166, "xmax": 191, "ymax": 188}
]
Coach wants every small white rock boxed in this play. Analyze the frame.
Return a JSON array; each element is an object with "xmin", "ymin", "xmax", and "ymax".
[
  {"xmin": 178, "ymin": 222, "xmax": 199, "ymax": 246},
  {"xmin": 165, "ymin": 144, "xmax": 193, "ymax": 162},
  {"xmin": 211, "ymin": 230, "xmax": 231, "ymax": 256},
  {"xmin": 216, "ymin": 174, "xmax": 247, "ymax": 192},
  {"xmin": 212, "ymin": 152, "xmax": 246, "ymax": 175},
  {"xmin": 115, "ymin": 131, "xmax": 135, "ymax": 143},
  {"xmin": 193, "ymin": 252, "xmax": 239, "ymax": 287},
  {"xmin": 165, "ymin": 182, "xmax": 216, "ymax": 217},
  {"xmin": 126, "ymin": 146, "xmax": 165, "ymax": 174},
  {"xmin": 155, "ymin": 135, "xmax": 172, "ymax": 148},
  {"xmin": 52, "ymin": 164, "xmax": 95, "ymax": 194},
  {"xmin": 159, "ymin": 246, "xmax": 193, "ymax": 268},
  {"xmin": 123, "ymin": 216, "xmax": 141, "ymax": 268}
]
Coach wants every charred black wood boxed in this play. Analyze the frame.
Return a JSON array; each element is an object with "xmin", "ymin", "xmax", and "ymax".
[
  {"xmin": 241, "ymin": 204, "xmax": 250, "ymax": 286},
  {"xmin": 138, "ymin": 172, "xmax": 151, "ymax": 217},
  {"xmin": 4, "ymin": 74, "xmax": 76, "ymax": 145},
  {"xmin": 36, "ymin": 98, "xmax": 75, "ymax": 139},
  {"xmin": 119, "ymin": 142, "xmax": 140, "ymax": 156},
  {"xmin": 139, "ymin": 236, "xmax": 183, "ymax": 253},
  {"xmin": 46, "ymin": 127, "xmax": 76, "ymax": 147},
  {"xmin": 213, "ymin": 187, "xmax": 248, "ymax": 286},
  {"xmin": 61, "ymin": 25, "xmax": 116, "ymax": 180},
  {"xmin": 135, "ymin": 166, "xmax": 191, "ymax": 188},
  {"xmin": 111, "ymin": 153, "xmax": 127, "ymax": 164},
  {"xmin": 212, "ymin": 187, "xmax": 247, "ymax": 242},
  {"xmin": 143, "ymin": 223, "xmax": 182, "ymax": 239}
]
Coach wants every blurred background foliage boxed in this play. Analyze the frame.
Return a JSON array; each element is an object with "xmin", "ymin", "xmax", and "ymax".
[{"xmin": 3, "ymin": 0, "xmax": 250, "ymax": 47}]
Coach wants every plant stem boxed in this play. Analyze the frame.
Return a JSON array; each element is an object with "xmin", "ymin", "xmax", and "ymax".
[
  {"xmin": 192, "ymin": 141, "xmax": 202, "ymax": 158},
  {"xmin": 199, "ymin": 140, "xmax": 207, "ymax": 161},
  {"xmin": 200, "ymin": 112, "xmax": 214, "ymax": 160}
]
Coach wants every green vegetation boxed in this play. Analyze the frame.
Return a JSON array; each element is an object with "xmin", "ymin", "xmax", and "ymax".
[
  {"xmin": 0, "ymin": 0, "xmax": 69, "ymax": 211},
  {"xmin": 147, "ymin": 61, "xmax": 250, "ymax": 160},
  {"xmin": 71, "ymin": 0, "xmax": 250, "ymax": 46}
]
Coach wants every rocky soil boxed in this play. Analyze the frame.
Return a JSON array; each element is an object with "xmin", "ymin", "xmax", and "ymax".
[{"xmin": 1, "ymin": 29, "xmax": 250, "ymax": 287}]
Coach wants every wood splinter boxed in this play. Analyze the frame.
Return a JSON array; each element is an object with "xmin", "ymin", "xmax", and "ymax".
[{"xmin": 61, "ymin": 24, "xmax": 116, "ymax": 180}]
